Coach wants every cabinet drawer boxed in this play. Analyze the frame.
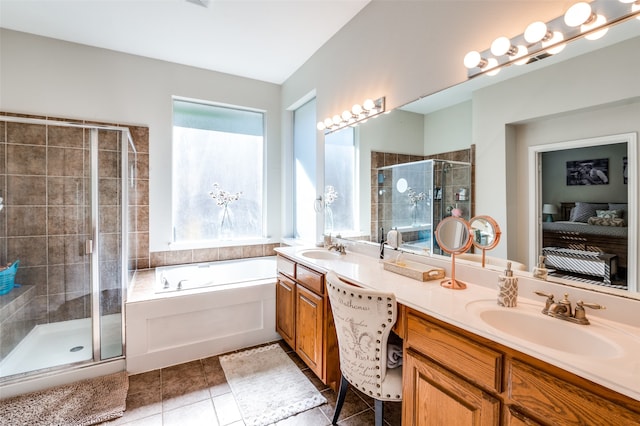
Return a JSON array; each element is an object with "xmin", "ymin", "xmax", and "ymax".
[
  {"xmin": 296, "ymin": 264, "xmax": 324, "ymax": 294},
  {"xmin": 406, "ymin": 311, "xmax": 502, "ymax": 393},
  {"xmin": 277, "ymin": 255, "xmax": 295, "ymax": 278},
  {"xmin": 509, "ymin": 359, "xmax": 640, "ymax": 426}
]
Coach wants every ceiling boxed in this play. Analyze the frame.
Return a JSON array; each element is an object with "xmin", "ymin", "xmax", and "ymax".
[{"xmin": 0, "ymin": 0, "xmax": 370, "ymax": 84}]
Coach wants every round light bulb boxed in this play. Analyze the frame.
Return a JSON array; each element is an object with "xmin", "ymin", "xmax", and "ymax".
[
  {"xmin": 490, "ymin": 36, "xmax": 512, "ymax": 56},
  {"xmin": 542, "ymin": 31, "xmax": 565, "ymax": 54},
  {"xmin": 324, "ymin": 117, "xmax": 333, "ymax": 128},
  {"xmin": 513, "ymin": 45, "xmax": 529, "ymax": 65},
  {"xmin": 463, "ymin": 51, "xmax": 485, "ymax": 69},
  {"xmin": 524, "ymin": 21, "xmax": 548, "ymax": 43},
  {"xmin": 363, "ymin": 99, "xmax": 375, "ymax": 111},
  {"xmin": 564, "ymin": 2, "xmax": 593, "ymax": 27},
  {"xmin": 485, "ymin": 58, "xmax": 500, "ymax": 76},
  {"xmin": 332, "ymin": 115, "xmax": 342, "ymax": 125},
  {"xmin": 317, "ymin": 122, "xmax": 325, "ymax": 131},
  {"xmin": 583, "ymin": 14, "xmax": 608, "ymax": 40},
  {"xmin": 341, "ymin": 110, "xmax": 352, "ymax": 121},
  {"xmin": 351, "ymin": 104, "xmax": 363, "ymax": 115}
]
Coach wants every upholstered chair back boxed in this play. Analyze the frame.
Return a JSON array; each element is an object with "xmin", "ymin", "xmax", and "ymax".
[{"xmin": 326, "ymin": 271, "xmax": 400, "ymax": 401}]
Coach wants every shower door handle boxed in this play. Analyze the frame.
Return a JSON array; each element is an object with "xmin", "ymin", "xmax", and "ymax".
[{"xmin": 85, "ymin": 240, "xmax": 93, "ymax": 255}]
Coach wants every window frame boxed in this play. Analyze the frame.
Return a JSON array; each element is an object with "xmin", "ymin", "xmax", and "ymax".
[{"xmin": 170, "ymin": 96, "xmax": 269, "ymax": 249}]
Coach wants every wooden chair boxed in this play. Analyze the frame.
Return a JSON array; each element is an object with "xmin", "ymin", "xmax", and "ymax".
[{"xmin": 325, "ymin": 271, "xmax": 402, "ymax": 426}]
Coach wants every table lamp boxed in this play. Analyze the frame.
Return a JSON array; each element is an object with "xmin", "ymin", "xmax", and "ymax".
[{"xmin": 542, "ymin": 204, "xmax": 558, "ymax": 222}]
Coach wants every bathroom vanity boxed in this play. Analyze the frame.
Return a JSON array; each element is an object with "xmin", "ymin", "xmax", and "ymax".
[
  {"xmin": 403, "ymin": 308, "xmax": 640, "ymax": 425},
  {"xmin": 275, "ymin": 255, "xmax": 340, "ymax": 391},
  {"xmin": 275, "ymin": 245, "xmax": 640, "ymax": 425}
]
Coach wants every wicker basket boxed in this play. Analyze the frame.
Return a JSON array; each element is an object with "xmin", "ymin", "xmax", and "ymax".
[{"xmin": 0, "ymin": 260, "xmax": 19, "ymax": 295}]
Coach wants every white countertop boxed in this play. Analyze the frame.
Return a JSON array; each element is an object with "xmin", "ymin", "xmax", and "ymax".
[{"xmin": 275, "ymin": 245, "xmax": 640, "ymax": 402}]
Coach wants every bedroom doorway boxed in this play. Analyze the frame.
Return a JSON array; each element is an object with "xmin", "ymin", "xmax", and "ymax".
[{"xmin": 528, "ymin": 132, "xmax": 637, "ymax": 293}]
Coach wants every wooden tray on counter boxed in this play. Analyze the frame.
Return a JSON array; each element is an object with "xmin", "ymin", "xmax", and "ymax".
[{"xmin": 382, "ymin": 260, "xmax": 445, "ymax": 282}]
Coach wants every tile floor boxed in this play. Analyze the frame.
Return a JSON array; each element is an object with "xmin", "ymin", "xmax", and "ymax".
[{"xmin": 103, "ymin": 340, "xmax": 402, "ymax": 426}]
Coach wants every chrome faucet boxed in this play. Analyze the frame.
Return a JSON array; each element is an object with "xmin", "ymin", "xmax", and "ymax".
[
  {"xmin": 534, "ymin": 291, "xmax": 605, "ymax": 325},
  {"xmin": 328, "ymin": 243, "xmax": 346, "ymax": 254}
]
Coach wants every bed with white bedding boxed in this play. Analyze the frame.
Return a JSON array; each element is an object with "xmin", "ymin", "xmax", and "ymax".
[{"xmin": 542, "ymin": 202, "xmax": 628, "ymax": 268}]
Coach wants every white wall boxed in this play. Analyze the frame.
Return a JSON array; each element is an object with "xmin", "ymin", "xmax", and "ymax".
[
  {"xmin": 0, "ymin": 29, "xmax": 281, "ymax": 252},
  {"xmin": 424, "ymin": 101, "xmax": 472, "ymax": 155}
]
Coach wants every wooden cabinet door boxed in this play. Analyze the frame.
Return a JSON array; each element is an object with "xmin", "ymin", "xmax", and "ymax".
[
  {"xmin": 403, "ymin": 349, "xmax": 500, "ymax": 426},
  {"xmin": 276, "ymin": 275, "xmax": 296, "ymax": 349},
  {"xmin": 504, "ymin": 406, "xmax": 543, "ymax": 426},
  {"xmin": 296, "ymin": 284, "xmax": 324, "ymax": 379}
]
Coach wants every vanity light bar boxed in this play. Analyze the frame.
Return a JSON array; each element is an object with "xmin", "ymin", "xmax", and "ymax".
[
  {"xmin": 464, "ymin": 0, "xmax": 640, "ymax": 79},
  {"xmin": 317, "ymin": 97, "xmax": 386, "ymax": 134}
]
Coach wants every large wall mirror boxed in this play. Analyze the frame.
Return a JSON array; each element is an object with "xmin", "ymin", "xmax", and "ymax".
[{"xmin": 327, "ymin": 17, "xmax": 640, "ymax": 300}]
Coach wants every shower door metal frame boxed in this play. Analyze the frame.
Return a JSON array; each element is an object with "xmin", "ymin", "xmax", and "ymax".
[{"xmin": 0, "ymin": 115, "xmax": 133, "ymax": 369}]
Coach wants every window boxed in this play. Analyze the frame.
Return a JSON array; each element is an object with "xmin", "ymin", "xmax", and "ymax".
[
  {"xmin": 324, "ymin": 127, "xmax": 357, "ymax": 235},
  {"xmin": 172, "ymin": 98, "xmax": 264, "ymax": 243},
  {"xmin": 293, "ymin": 98, "xmax": 318, "ymax": 242}
]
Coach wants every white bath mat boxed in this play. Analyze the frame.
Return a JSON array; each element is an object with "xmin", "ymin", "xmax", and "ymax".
[{"xmin": 219, "ymin": 343, "xmax": 327, "ymax": 426}]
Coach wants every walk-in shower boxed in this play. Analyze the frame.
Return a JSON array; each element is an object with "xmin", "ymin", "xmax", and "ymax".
[{"xmin": 0, "ymin": 115, "xmax": 136, "ymax": 387}]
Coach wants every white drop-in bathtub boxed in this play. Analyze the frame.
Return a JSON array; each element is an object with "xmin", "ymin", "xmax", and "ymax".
[
  {"xmin": 155, "ymin": 257, "xmax": 277, "ymax": 293},
  {"xmin": 126, "ymin": 256, "xmax": 280, "ymax": 373}
]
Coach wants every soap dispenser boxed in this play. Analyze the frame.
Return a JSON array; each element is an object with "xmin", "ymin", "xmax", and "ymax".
[
  {"xmin": 532, "ymin": 255, "xmax": 548, "ymax": 280},
  {"xmin": 497, "ymin": 262, "xmax": 518, "ymax": 307}
]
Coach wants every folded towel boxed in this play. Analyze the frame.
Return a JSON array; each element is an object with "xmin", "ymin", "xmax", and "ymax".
[{"xmin": 387, "ymin": 343, "xmax": 403, "ymax": 369}]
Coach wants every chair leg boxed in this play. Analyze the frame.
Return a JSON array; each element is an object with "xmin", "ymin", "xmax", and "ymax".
[
  {"xmin": 374, "ymin": 399, "xmax": 384, "ymax": 426},
  {"xmin": 332, "ymin": 375, "xmax": 349, "ymax": 425}
]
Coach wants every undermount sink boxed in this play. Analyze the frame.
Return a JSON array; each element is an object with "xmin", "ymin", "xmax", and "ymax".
[
  {"xmin": 299, "ymin": 249, "xmax": 347, "ymax": 261},
  {"xmin": 466, "ymin": 300, "xmax": 623, "ymax": 359}
]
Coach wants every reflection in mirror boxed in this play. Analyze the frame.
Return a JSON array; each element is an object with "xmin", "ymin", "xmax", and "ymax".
[
  {"xmin": 435, "ymin": 217, "xmax": 473, "ymax": 290},
  {"xmin": 335, "ymin": 17, "xmax": 639, "ymax": 300},
  {"xmin": 469, "ymin": 215, "xmax": 501, "ymax": 268},
  {"xmin": 376, "ymin": 159, "xmax": 472, "ymax": 256},
  {"xmin": 324, "ymin": 127, "xmax": 356, "ymax": 236},
  {"xmin": 533, "ymin": 133, "xmax": 636, "ymax": 292}
]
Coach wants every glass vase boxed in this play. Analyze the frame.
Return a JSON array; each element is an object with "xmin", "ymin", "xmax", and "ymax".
[
  {"xmin": 325, "ymin": 206, "xmax": 334, "ymax": 233},
  {"xmin": 411, "ymin": 203, "xmax": 419, "ymax": 225},
  {"xmin": 219, "ymin": 205, "xmax": 233, "ymax": 239}
]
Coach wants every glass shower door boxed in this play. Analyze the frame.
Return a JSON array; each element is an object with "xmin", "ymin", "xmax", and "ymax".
[{"xmin": 92, "ymin": 129, "xmax": 125, "ymax": 361}]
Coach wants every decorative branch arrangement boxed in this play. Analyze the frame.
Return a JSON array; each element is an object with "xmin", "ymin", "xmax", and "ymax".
[
  {"xmin": 407, "ymin": 187, "xmax": 426, "ymax": 206},
  {"xmin": 209, "ymin": 183, "xmax": 242, "ymax": 238},
  {"xmin": 325, "ymin": 185, "xmax": 339, "ymax": 206},
  {"xmin": 209, "ymin": 183, "xmax": 243, "ymax": 207}
]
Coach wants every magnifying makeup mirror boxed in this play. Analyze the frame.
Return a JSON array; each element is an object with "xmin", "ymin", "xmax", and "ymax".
[
  {"xmin": 435, "ymin": 216, "xmax": 473, "ymax": 290},
  {"xmin": 469, "ymin": 215, "xmax": 501, "ymax": 268}
]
